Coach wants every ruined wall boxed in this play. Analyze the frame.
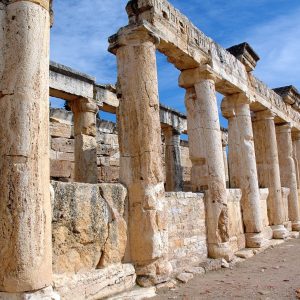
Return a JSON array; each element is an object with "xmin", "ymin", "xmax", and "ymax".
[
  {"xmin": 50, "ymin": 108, "xmax": 120, "ymax": 183},
  {"xmin": 166, "ymin": 192, "xmax": 207, "ymax": 272},
  {"xmin": 51, "ymin": 181, "xmax": 128, "ymax": 274}
]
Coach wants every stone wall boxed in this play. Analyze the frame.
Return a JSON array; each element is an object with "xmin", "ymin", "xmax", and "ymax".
[
  {"xmin": 166, "ymin": 192, "xmax": 207, "ymax": 272},
  {"xmin": 51, "ymin": 181, "xmax": 128, "ymax": 274}
]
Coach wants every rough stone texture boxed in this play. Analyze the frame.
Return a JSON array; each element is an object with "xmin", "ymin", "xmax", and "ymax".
[
  {"xmin": 0, "ymin": 287, "xmax": 60, "ymax": 300},
  {"xmin": 276, "ymin": 124, "xmax": 300, "ymax": 231},
  {"xmin": 253, "ymin": 110, "xmax": 289, "ymax": 239},
  {"xmin": 222, "ymin": 93, "xmax": 266, "ymax": 248},
  {"xmin": 166, "ymin": 192, "xmax": 207, "ymax": 272},
  {"xmin": 180, "ymin": 68, "xmax": 232, "ymax": 260},
  {"xmin": 0, "ymin": 1, "xmax": 52, "ymax": 292},
  {"xmin": 112, "ymin": 27, "xmax": 171, "ymax": 284},
  {"xmin": 51, "ymin": 181, "xmax": 127, "ymax": 274},
  {"xmin": 227, "ymin": 189, "xmax": 245, "ymax": 252},
  {"xmin": 53, "ymin": 264, "xmax": 136, "ymax": 300}
]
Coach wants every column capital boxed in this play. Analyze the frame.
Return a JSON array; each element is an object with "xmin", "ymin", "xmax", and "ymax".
[
  {"xmin": 179, "ymin": 65, "xmax": 220, "ymax": 88},
  {"xmin": 276, "ymin": 122, "xmax": 292, "ymax": 134},
  {"xmin": 8, "ymin": 0, "xmax": 50, "ymax": 11},
  {"xmin": 70, "ymin": 97, "xmax": 98, "ymax": 114},
  {"xmin": 221, "ymin": 92, "xmax": 250, "ymax": 119},
  {"xmin": 252, "ymin": 109, "xmax": 276, "ymax": 122},
  {"xmin": 108, "ymin": 22, "xmax": 160, "ymax": 54}
]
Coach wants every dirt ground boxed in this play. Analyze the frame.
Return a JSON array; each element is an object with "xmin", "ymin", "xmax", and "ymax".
[{"xmin": 153, "ymin": 238, "xmax": 300, "ymax": 300}]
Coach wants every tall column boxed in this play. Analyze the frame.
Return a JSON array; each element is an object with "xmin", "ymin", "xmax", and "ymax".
[
  {"xmin": 109, "ymin": 26, "xmax": 171, "ymax": 286},
  {"xmin": 292, "ymin": 132, "xmax": 300, "ymax": 186},
  {"xmin": 163, "ymin": 126, "xmax": 183, "ymax": 192},
  {"xmin": 252, "ymin": 110, "xmax": 289, "ymax": 239},
  {"xmin": 0, "ymin": 0, "xmax": 52, "ymax": 293},
  {"xmin": 222, "ymin": 131, "xmax": 229, "ymax": 187},
  {"xmin": 179, "ymin": 66, "xmax": 232, "ymax": 260},
  {"xmin": 70, "ymin": 97, "xmax": 98, "ymax": 184},
  {"xmin": 222, "ymin": 93, "xmax": 266, "ymax": 248},
  {"xmin": 276, "ymin": 124, "xmax": 300, "ymax": 231}
]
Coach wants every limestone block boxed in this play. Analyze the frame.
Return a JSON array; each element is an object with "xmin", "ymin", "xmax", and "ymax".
[
  {"xmin": 260, "ymin": 189, "xmax": 270, "ymax": 228},
  {"xmin": 0, "ymin": 287, "xmax": 60, "ymax": 300},
  {"xmin": 56, "ymin": 151, "xmax": 74, "ymax": 162},
  {"xmin": 51, "ymin": 138, "xmax": 74, "ymax": 153},
  {"xmin": 99, "ymin": 166, "xmax": 120, "ymax": 183},
  {"xmin": 50, "ymin": 160, "xmax": 72, "ymax": 178},
  {"xmin": 50, "ymin": 121, "xmax": 72, "ymax": 138},
  {"xmin": 53, "ymin": 264, "xmax": 136, "ymax": 300},
  {"xmin": 51, "ymin": 182, "xmax": 128, "ymax": 274}
]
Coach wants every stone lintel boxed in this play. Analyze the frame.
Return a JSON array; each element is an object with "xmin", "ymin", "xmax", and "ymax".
[
  {"xmin": 108, "ymin": 21, "xmax": 160, "ymax": 54},
  {"xmin": 273, "ymin": 85, "xmax": 300, "ymax": 111},
  {"xmin": 227, "ymin": 42, "xmax": 260, "ymax": 72},
  {"xmin": 179, "ymin": 65, "xmax": 221, "ymax": 88}
]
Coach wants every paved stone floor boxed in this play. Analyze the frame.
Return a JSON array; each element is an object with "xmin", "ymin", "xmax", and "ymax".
[{"xmin": 154, "ymin": 238, "xmax": 300, "ymax": 300}]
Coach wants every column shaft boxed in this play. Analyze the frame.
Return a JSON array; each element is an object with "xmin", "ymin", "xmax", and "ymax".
[
  {"xmin": 180, "ymin": 68, "xmax": 232, "ymax": 260},
  {"xmin": 222, "ymin": 94, "xmax": 266, "ymax": 248},
  {"xmin": 252, "ymin": 110, "xmax": 288, "ymax": 238},
  {"xmin": 292, "ymin": 133, "xmax": 300, "ymax": 186},
  {"xmin": 222, "ymin": 132, "xmax": 229, "ymax": 187},
  {"xmin": 0, "ymin": 0, "xmax": 52, "ymax": 292},
  {"xmin": 163, "ymin": 127, "xmax": 183, "ymax": 192},
  {"xmin": 112, "ymin": 29, "xmax": 170, "ymax": 285},
  {"xmin": 276, "ymin": 124, "xmax": 300, "ymax": 231},
  {"xmin": 70, "ymin": 98, "xmax": 98, "ymax": 184}
]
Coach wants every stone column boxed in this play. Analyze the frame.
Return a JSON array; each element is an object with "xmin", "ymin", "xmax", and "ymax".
[
  {"xmin": 163, "ymin": 126, "xmax": 183, "ymax": 192},
  {"xmin": 252, "ymin": 110, "xmax": 289, "ymax": 239},
  {"xmin": 292, "ymin": 132, "xmax": 300, "ymax": 186},
  {"xmin": 109, "ymin": 26, "xmax": 171, "ymax": 286},
  {"xmin": 179, "ymin": 66, "xmax": 232, "ymax": 260},
  {"xmin": 222, "ymin": 93, "xmax": 266, "ymax": 248},
  {"xmin": 222, "ymin": 131, "xmax": 229, "ymax": 188},
  {"xmin": 276, "ymin": 124, "xmax": 300, "ymax": 231},
  {"xmin": 70, "ymin": 97, "xmax": 99, "ymax": 184},
  {"xmin": 0, "ymin": 0, "xmax": 52, "ymax": 293}
]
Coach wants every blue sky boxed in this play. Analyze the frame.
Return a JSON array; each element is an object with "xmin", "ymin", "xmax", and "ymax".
[{"xmin": 50, "ymin": 0, "xmax": 300, "ymax": 128}]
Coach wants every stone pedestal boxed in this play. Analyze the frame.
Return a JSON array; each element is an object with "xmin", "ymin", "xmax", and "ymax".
[
  {"xmin": 222, "ymin": 93, "xmax": 266, "ymax": 248},
  {"xmin": 0, "ymin": 0, "xmax": 52, "ymax": 293},
  {"xmin": 109, "ymin": 27, "xmax": 171, "ymax": 285},
  {"xmin": 179, "ymin": 67, "xmax": 233, "ymax": 260},
  {"xmin": 276, "ymin": 124, "xmax": 300, "ymax": 231},
  {"xmin": 70, "ymin": 97, "xmax": 98, "ymax": 184},
  {"xmin": 252, "ymin": 110, "xmax": 289, "ymax": 239},
  {"xmin": 163, "ymin": 126, "xmax": 183, "ymax": 192}
]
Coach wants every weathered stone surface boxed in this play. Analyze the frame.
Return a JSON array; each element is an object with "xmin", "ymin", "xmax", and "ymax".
[
  {"xmin": 52, "ymin": 181, "xmax": 127, "ymax": 274},
  {"xmin": 50, "ymin": 160, "xmax": 73, "ymax": 178},
  {"xmin": 235, "ymin": 249, "xmax": 254, "ymax": 259},
  {"xmin": 50, "ymin": 120, "xmax": 72, "ymax": 138},
  {"xmin": 0, "ymin": 287, "xmax": 60, "ymax": 300},
  {"xmin": 53, "ymin": 264, "xmax": 136, "ymax": 300},
  {"xmin": 114, "ymin": 27, "xmax": 170, "ymax": 283},
  {"xmin": 222, "ymin": 93, "xmax": 266, "ymax": 248},
  {"xmin": 166, "ymin": 192, "xmax": 207, "ymax": 271},
  {"xmin": 0, "ymin": 0, "xmax": 52, "ymax": 292},
  {"xmin": 52, "ymin": 137, "xmax": 74, "ymax": 153},
  {"xmin": 108, "ymin": 286, "xmax": 157, "ymax": 300}
]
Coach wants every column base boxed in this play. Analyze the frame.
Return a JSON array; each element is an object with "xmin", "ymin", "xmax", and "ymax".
[
  {"xmin": 0, "ymin": 287, "xmax": 60, "ymax": 300},
  {"xmin": 245, "ymin": 232, "xmax": 268, "ymax": 248},
  {"xmin": 208, "ymin": 242, "xmax": 234, "ymax": 262},
  {"xmin": 271, "ymin": 225, "xmax": 290, "ymax": 239},
  {"xmin": 284, "ymin": 221, "xmax": 292, "ymax": 232},
  {"xmin": 136, "ymin": 259, "xmax": 173, "ymax": 287},
  {"xmin": 292, "ymin": 221, "xmax": 300, "ymax": 231}
]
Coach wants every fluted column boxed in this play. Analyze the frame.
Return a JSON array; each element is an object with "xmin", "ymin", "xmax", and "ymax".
[
  {"xmin": 276, "ymin": 124, "xmax": 300, "ymax": 231},
  {"xmin": 252, "ymin": 110, "xmax": 289, "ymax": 239},
  {"xmin": 0, "ymin": 0, "xmax": 52, "ymax": 293},
  {"xmin": 70, "ymin": 97, "xmax": 98, "ymax": 183},
  {"xmin": 179, "ymin": 66, "xmax": 232, "ymax": 260},
  {"xmin": 222, "ymin": 93, "xmax": 266, "ymax": 248},
  {"xmin": 109, "ymin": 26, "xmax": 171, "ymax": 285},
  {"xmin": 163, "ymin": 126, "xmax": 183, "ymax": 192}
]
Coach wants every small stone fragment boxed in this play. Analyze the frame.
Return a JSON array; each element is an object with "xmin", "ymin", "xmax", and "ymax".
[{"xmin": 176, "ymin": 272, "xmax": 194, "ymax": 283}]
